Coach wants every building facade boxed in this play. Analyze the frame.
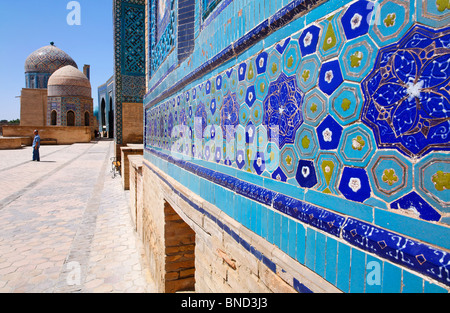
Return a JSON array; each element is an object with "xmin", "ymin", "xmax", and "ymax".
[
  {"xmin": 118, "ymin": 0, "xmax": 450, "ymax": 292},
  {"xmin": 97, "ymin": 76, "xmax": 116, "ymax": 138}
]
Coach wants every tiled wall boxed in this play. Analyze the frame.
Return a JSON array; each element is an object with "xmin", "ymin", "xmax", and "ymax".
[{"xmin": 143, "ymin": 0, "xmax": 450, "ymax": 292}]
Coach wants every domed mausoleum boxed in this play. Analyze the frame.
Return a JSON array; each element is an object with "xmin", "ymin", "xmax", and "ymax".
[
  {"xmin": 47, "ymin": 65, "xmax": 93, "ymax": 127},
  {"xmin": 24, "ymin": 42, "xmax": 78, "ymax": 89}
]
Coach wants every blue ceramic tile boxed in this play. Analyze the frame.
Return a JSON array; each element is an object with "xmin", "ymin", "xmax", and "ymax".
[
  {"xmin": 305, "ymin": 189, "xmax": 373, "ymax": 223},
  {"xmin": 281, "ymin": 215, "xmax": 289, "ymax": 254},
  {"xmin": 318, "ymin": 60, "xmax": 344, "ymax": 96},
  {"xmin": 337, "ymin": 242, "xmax": 351, "ymax": 293},
  {"xmin": 341, "ymin": 0, "xmax": 373, "ymax": 40},
  {"xmin": 374, "ymin": 208, "xmax": 450, "ymax": 250},
  {"xmin": 273, "ymin": 211, "xmax": 281, "ymax": 247},
  {"xmin": 305, "ymin": 227, "xmax": 316, "ymax": 271},
  {"xmin": 402, "ymin": 270, "xmax": 424, "ymax": 293},
  {"xmin": 267, "ymin": 209, "xmax": 275, "ymax": 244},
  {"xmin": 295, "ymin": 159, "xmax": 318, "ymax": 188},
  {"xmin": 288, "ymin": 219, "xmax": 297, "ymax": 260},
  {"xmin": 342, "ymin": 218, "xmax": 450, "ymax": 287},
  {"xmin": 338, "ymin": 167, "xmax": 371, "ymax": 203},
  {"xmin": 391, "ymin": 191, "xmax": 441, "ymax": 222},
  {"xmin": 315, "ymin": 232, "xmax": 326, "ymax": 278},
  {"xmin": 316, "ymin": 115, "xmax": 343, "ymax": 151},
  {"xmin": 350, "ymin": 248, "xmax": 366, "ymax": 293},
  {"xmin": 296, "ymin": 222, "xmax": 306, "ymax": 265},
  {"xmin": 325, "ymin": 236, "xmax": 338, "ymax": 286},
  {"xmin": 424, "ymin": 281, "xmax": 448, "ymax": 293},
  {"xmin": 298, "ymin": 24, "xmax": 321, "ymax": 57}
]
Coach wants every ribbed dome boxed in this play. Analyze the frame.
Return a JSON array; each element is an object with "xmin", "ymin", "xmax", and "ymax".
[
  {"xmin": 25, "ymin": 44, "xmax": 78, "ymax": 74},
  {"xmin": 48, "ymin": 65, "xmax": 91, "ymax": 98}
]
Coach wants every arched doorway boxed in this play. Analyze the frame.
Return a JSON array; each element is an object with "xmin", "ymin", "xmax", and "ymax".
[
  {"xmin": 51, "ymin": 110, "xmax": 57, "ymax": 126},
  {"xmin": 108, "ymin": 97, "xmax": 114, "ymax": 139},
  {"xmin": 67, "ymin": 111, "xmax": 75, "ymax": 126},
  {"xmin": 85, "ymin": 111, "xmax": 90, "ymax": 126},
  {"xmin": 101, "ymin": 98, "xmax": 106, "ymax": 128}
]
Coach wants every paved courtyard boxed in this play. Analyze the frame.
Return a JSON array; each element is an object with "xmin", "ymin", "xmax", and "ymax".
[{"xmin": 0, "ymin": 140, "xmax": 156, "ymax": 293}]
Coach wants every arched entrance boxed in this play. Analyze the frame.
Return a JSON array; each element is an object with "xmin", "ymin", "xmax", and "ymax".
[
  {"xmin": 108, "ymin": 97, "xmax": 114, "ymax": 139},
  {"xmin": 51, "ymin": 110, "xmax": 57, "ymax": 126},
  {"xmin": 85, "ymin": 111, "xmax": 90, "ymax": 126},
  {"xmin": 101, "ymin": 98, "xmax": 106, "ymax": 129},
  {"xmin": 67, "ymin": 111, "xmax": 75, "ymax": 126}
]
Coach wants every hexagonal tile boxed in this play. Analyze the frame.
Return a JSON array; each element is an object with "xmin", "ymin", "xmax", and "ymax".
[
  {"xmin": 280, "ymin": 144, "xmax": 298, "ymax": 178},
  {"xmin": 298, "ymin": 24, "xmax": 322, "ymax": 57},
  {"xmin": 267, "ymin": 50, "xmax": 282, "ymax": 80},
  {"xmin": 251, "ymin": 100, "xmax": 264, "ymax": 126},
  {"xmin": 339, "ymin": 35, "xmax": 378, "ymax": 82},
  {"xmin": 340, "ymin": 0, "xmax": 374, "ymax": 41},
  {"xmin": 339, "ymin": 167, "xmax": 372, "ymax": 203},
  {"xmin": 295, "ymin": 124, "xmax": 319, "ymax": 160},
  {"xmin": 416, "ymin": 0, "xmax": 450, "ymax": 28},
  {"xmin": 369, "ymin": 0, "xmax": 414, "ymax": 46},
  {"xmin": 282, "ymin": 41, "xmax": 301, "ymax": 75},
  {"xmin": 316, "ymin": 115, "xmax": 343, "ymax": 151},
  {"xmin": 255, "ymin": 74, "xmax": 270, "ymax": 101},
  {"xmin": 245, "ymin": 85, "xmax": 256, "ymax": 107},
  {"xmin": 264, "ymin": 141, "xmax": 280, "ymax": 173},
  {"xmin": 296, "ymin": 159, "xmax": 318, "ymax": 188},
  {"xmin": 302, "ymin": 89, "xmax": 328, "ymax": 127},
  {"xmin": 236, "ymin": 82, "xmax": 247, "ymax": 104},
  {"xmin": 296, "ymin": 54, "xmax": 321, "ymax": 93},
  {"xmin": 414, "ymin": 152, "xmax": 450, "ymax": 214},
  {"xmin": 329, "ymin": 82, "xmax": 363, "ymax": 126},
  {"xmin": 255, "ymin": 51, "xmax": 269, "ymax": 75},
  {"xmin": 368, "ymin": 150, "xmax": 413, "ymax": 202},
  {"xmin": 318, "ymin": 59, "xmax": 344, "ymax": 96},
  {"xmin": 338, "ymin": 123, "xmax": 376, "ymax": 167},
  {"xmin": 238, "ymin": 62, "xmax": 247, "ymax": 82}
]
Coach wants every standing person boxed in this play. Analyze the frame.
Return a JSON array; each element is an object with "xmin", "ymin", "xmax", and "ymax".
[{"xmin": 32, "ymin": 130, "xmax": 41, "ymax": 162}]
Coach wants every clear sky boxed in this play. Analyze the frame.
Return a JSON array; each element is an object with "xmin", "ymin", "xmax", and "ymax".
[{"xmin": 0, "ymin": 0, "xmax": 114, "ymax": 121}]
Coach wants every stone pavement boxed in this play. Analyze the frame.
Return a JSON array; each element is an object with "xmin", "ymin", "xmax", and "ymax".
[{"xmin": 0, "ymin": 140, "xmax": 157, "ymax": 293}]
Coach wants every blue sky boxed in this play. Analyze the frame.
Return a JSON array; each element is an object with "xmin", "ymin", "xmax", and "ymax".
[{"xmin": 0, "ymin": 0, "xmax": 114, "ymax": 120}]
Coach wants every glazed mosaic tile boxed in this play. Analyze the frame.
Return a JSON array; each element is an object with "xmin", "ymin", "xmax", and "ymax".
[{"xmin": 142, "ymin": 0, "xmax": 450, "ymax": 292}]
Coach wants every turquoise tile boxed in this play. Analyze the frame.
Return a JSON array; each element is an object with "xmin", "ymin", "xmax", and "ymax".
[
  {"xmin": 260, "ymin": 205, "xmax": 268, "ymax": 240},
  {"xmin": 296, "ymin": 223, "xmax": 306, "ymax": 264},
  {"xmin": 336, "ymin": 242, "xmax": 351, "ymax": 293},
  {"xmin": 375, "ymin": 208, "xmax": 450, "ymax": 250},
  {"xmin": 402, "ymin": 270, "xmax": 424, "ymax": 293},
  {"xmin": 305, "ymin": 227, "xmax": 316, "ymax": 271},
  {"xmin": 325, "ymin": 236, "xmax": 338, "ymax": 286},
  {"xmin": 263, "ymin": 177, "xmax": 305, "ymax": 200},
  {"xmin": 250, "ymin": 200, "xmax": 257, "ymax": 233},
  {"xmin": 305, "ymin": 189, "xmax": 373, "ymax": 223},
  {"xmin": 254, "ymin": 203, "xmax": 262, "ymax": 237},
  {"xmin": 267, "ymin": 209, "xmax": 274, "ymax": 244},
  {"xmin": 424, "ymin": 281, "xmax": 448, "ymax": 293},
  {"xmin": 288, "ymin": 219, "xmax": 297, "ymax": 260},
  {"xmin": 315, "ymin": 232, "xmax": 326, "ymax": 278},
  {"xmin": 382, "ymin": 262, "xmax": 402, "ymax": 293},
  {"xmin": 365, "ymin": 255, "xmax": 382, "ymax": 293},
  {"xmin": 281, "ymin": 215, "xmax": 289, "ymax": 254},
  {"xmin": 273, "ymin": 211, "xmax": 281, "ymax": 248},
  {"xmin": 350, "ymin": 248, "xmax": 366, "ymax": 293}
]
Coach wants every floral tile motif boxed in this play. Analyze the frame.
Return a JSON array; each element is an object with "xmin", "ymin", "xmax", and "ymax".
[
  {"xmin": 262, "ymin": 73, "xmax": 304, "ymax": 148},
  {"xmin": 362, "ymin": 24, "xmax": 450, "ymax": 157}
]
